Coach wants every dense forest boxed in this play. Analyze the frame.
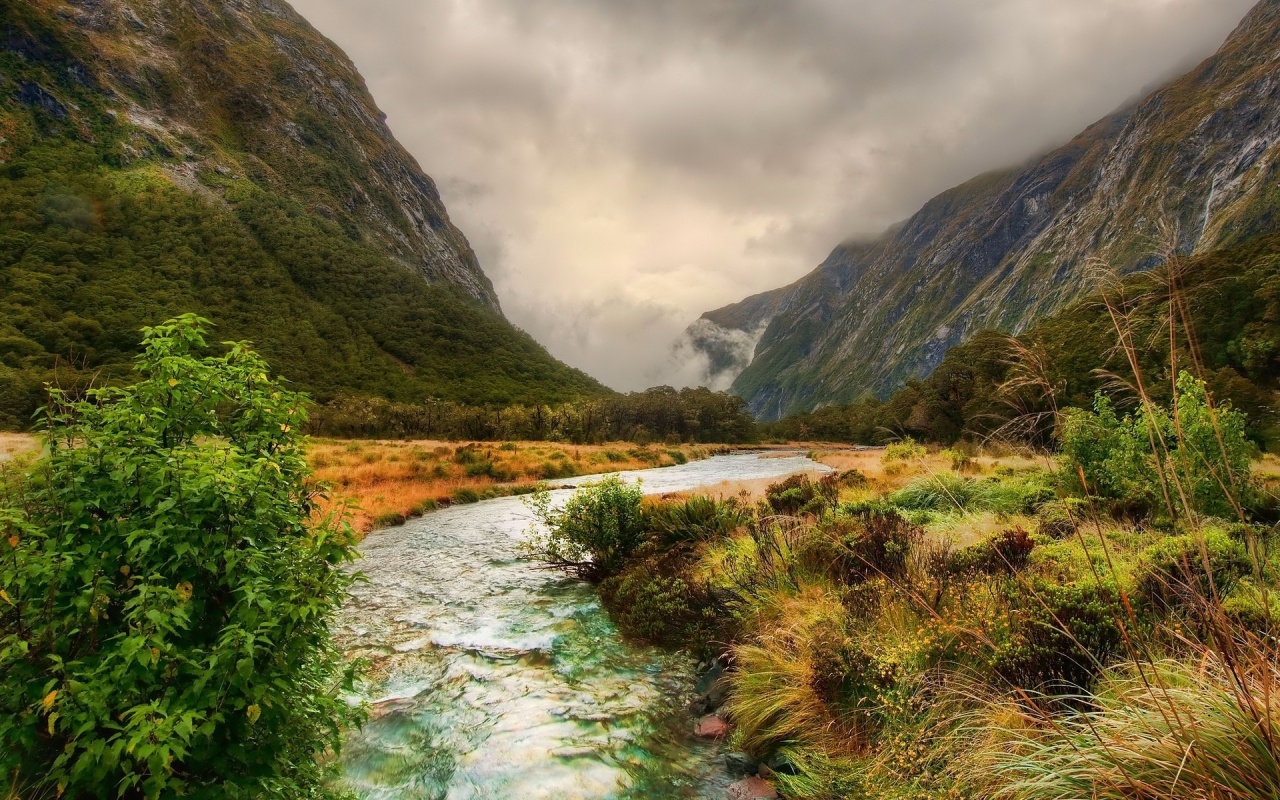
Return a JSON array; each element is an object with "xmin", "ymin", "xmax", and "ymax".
[
  {"xmin": 765, "ymin": 232, "xmax": 1280, "ymax": 450},
  {"xmin": 306, "ymin": 385, "xmax": 760, "ymax": 445}
]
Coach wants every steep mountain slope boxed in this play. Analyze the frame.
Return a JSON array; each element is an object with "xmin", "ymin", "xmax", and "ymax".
[
  {"xmin": 0, "ymin": 0, "xmax": 607, "ymax": 426},
  {"xmin": 691, "ymin": 0, "xmax": 1280, "ymax": 421}
]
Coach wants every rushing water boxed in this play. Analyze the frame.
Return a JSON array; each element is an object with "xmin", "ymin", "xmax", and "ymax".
[{"xmin": 337, "ymin": 452, "xmax": 830, "ymax": 799}]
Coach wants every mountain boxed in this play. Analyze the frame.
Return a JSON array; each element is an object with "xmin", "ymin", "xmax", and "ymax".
[
  {"xmin": 687, "ymin": 0, "xmax": 1280, "ymax": 421},
  {"xmin": 0, "ymin": 0, "xmax": 606, "ymax": 427}
]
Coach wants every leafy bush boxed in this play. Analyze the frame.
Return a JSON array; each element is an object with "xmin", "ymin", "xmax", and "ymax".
[
  {"xmin": 941, "ymin": 448, "xmax": 973, "ymax": 472},
  {"xmin": 949, "ymin": 528, "xmax": 1037, "ymax": 576},
  {"xmin": 994, "ymin": 580, "xmax": 1124, "ymax": 692},
  {"xmin": 0, "ymin": 316, "xmax": 361, "ymax": 798},
  {"xmin": 598, "ymin": 560, "xmax": 717, "ymax": 646},
  {"xmin": 1132, "ymin": 530, "xmax": 1253, "ymax": 616},
  {"xmin": 1060, "ymin": 374, "xmax": 1255, "ymax": 519},
  {"xmin": 522, "ymin": 476, "xmax": 646, "ymax": 581},
  {"xmin": 883, "ymin": 438, "xmax": 927, "ymax": 462},
  {"xmin": 1036, "ymin": 498, "xmax": 1087, "ymax": 539},
  {"xmin": 766, "ymin": 474, "xmax": 839, "ymax": 515},
  {"xmin": 826, "ymin": 508, "xmax": 923, "ymax": 583}
]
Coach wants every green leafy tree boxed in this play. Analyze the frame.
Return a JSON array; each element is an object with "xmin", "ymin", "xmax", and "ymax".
[
  {"xmin": 521, "ymin": 475, "xmax": 646, "ymax": 581},
  {"xmin": 1060, "ymin": 373, "xmax": 1254, "ymax": 518},
  {"xmin": 0, "ymin": 315, "xmax": 362, "ymax": 799}
]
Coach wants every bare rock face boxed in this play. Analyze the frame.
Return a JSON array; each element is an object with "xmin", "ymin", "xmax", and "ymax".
[
  {"xmin": 37, "ymin": 0, "xmax": 500, "ymax": 310},
  {"xmin": 689, "ymin": 0, "xmax": 1280, "ymax": 420}
]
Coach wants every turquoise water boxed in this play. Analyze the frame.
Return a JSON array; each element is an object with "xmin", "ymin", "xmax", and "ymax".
[{"xmin": 337, "ymin": 453, "xmax": 828, "ymax": 799}]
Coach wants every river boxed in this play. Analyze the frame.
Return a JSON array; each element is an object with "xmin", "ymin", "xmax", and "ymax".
[{"xmin": 337, "ymin": 451, "xmax": 830, "ymax": 799}]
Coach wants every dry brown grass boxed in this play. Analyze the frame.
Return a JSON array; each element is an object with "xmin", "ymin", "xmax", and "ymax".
[
  {"xmin": 809, "ymin": 446, "xmax": 1048, "ymax": 497},
  {"xmin": 307, "ymin": 439, "xmax": 719, "ymax": 534},
  {"xmin": 0, "ymin": 432, "xmax": 39, "ymax": 463}
]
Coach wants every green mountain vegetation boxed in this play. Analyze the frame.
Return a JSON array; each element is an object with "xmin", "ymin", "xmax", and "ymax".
[
  {"xmin": 0, "ymin": 0, "xmax": 607, "ymax": 430},
  {"xmin": 766, "ymin": 231, "xmax": 1280, "ymax": 451},
  {"xmin": 690, "ymin": 0, "xmax": 1280, "ymax": 421}
]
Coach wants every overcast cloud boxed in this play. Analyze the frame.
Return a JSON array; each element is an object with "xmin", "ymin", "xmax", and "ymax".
[{"xmin": 288, "ymin": 0, "xmax": 1258, "ymax": 390}]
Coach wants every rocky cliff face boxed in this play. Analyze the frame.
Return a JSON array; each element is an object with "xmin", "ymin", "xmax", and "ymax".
[
  {"xmin": 12, "ymin": 0, "xmax": 499, "ymax": 309},
  {"xmin": 690, "ymin": 0, "xmax": 1280, "ymax": 420}
]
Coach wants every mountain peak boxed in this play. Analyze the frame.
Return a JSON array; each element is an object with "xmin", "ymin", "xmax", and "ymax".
[{"xmin": 685, "ymin": 0, "xmax": 1280, "ymax": 420}]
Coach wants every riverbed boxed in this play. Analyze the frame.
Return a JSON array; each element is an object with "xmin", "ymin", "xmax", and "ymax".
[{"xmin": 337, "ymin": 451, "xmax": 830, "ymax": 799}]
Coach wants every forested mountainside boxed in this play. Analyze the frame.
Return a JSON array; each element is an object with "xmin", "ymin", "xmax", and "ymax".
[
  {"xmin": 0, "ymin": 0, "xmax": 606, "ymax": 428},
  {"xmin": 689, "ymin": 0, "xmax": 1280, "ymax": 421}
]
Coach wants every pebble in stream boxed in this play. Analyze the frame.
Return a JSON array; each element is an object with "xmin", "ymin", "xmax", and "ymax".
[{"xmin": 336, "ymin": 453, "xmax": 830, "ymax": 799}]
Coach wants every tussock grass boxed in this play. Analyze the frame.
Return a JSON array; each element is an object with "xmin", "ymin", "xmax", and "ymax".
[{"xmin": 968, "ymin": 644, "xmax": 1280, "ymax": 799}]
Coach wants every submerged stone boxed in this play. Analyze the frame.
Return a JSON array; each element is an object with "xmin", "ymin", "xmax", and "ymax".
[
  {"xmin": 727, "ymin": 776, "xmax": 778, "ymax": 800},
  {"xmin": 694, "ymin": 715, "xmax": 730, "ymax": 738},
  {"xmin": 724, "ymin": 751, "xmax": 759, "ymax": 777}
]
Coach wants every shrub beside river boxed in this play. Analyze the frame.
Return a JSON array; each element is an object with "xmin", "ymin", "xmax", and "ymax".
[{"xmin": 527, "ymin": 379, "xmax": 1280, "ymax": 799}]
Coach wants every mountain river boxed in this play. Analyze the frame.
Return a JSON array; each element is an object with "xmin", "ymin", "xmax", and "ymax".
[{"xmin": 337, "ymin": 451, "xmax": 831, "ymax": 799}]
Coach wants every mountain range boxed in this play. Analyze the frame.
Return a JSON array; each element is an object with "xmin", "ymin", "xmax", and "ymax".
[
  {"xmin": 0, "ymin": 0, "xmax": 605, "ymax": 427},
  {"xmin": 687, "ymin": 0, "xmax": 1280, "ymax": 421}
]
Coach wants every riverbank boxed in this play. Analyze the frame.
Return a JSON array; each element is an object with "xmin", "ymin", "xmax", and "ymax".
[
  {"xmin": 308, "ymin": 438, "xmax": 733, "ymax": 534},
  {"xmin": 534, "ymin": 440, "xmax": 1280, "ymax": 799}
]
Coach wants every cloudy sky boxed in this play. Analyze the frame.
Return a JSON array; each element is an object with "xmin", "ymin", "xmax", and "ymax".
[{"xmin": 290, "ymin": 0, "xmax": 1257, "ymax": 390}]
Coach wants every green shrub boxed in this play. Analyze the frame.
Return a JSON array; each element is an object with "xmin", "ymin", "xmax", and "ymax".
[
  {"xmin": 995, "ymin": 580, "xmax": 1124, "ymax": 692},
  {"xmin": 826, "ymin": 508, "xmax": 923, "ymax": 583},
  {"xmin": 1132, "ymin": 530, "xmax": 1253, "ymax": 616},
  {"xmin": 766, "ymin": 474, "xmax": 839, "ymax": 515},
  {"xmin": 521, "ymin": 476, "xmax": 646, "ymax": 581},
  {"xmin": 1036, "ymin": 498, "xmax": 1087, "ymax": 539},
  {"xmin": 666, "ymin": 449, "xmax": 689, "ymax": 465},
  {"xmin": 0, "ymin": 316, "xmax": 361, "ymax": 798},
  {"xmin": 941, "ymin": 448, "xmax": 972, "ymax": 472},
  {"xmin": 949, "ymin": 528, "xmax": 1036, "ymax": 576},
  {"xmin": 883, "ymin": 438, "xmax": 927, "ymax": 462},
  {"xmin": 1060, "ymin": 374, "xmax": 1255, "ymax": 519},
  {"xmin": 838, "ymin": 469, "xmax": 869, "ymax": 489},
  {"xmin": 598, "ymin": 561, "xmax": 716, "ymax": 646}
]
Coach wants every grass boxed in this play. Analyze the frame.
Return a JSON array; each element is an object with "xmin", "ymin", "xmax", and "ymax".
[
  {"xmin": 565, "ymin": 434, "xmax": 1280, "ymax": 800},
  {"xmin": 0, "ymin": 433, "xmax": 38, "ymax": 463},
  {"xmin": 306, "ymin": 438, "xmax": 719, "ymax": 534},
  {"xmin": 0, "ymin": 431, "xmax": 724, "ymax": 534}
]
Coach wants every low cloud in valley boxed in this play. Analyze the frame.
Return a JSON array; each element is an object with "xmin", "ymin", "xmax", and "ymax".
[{"xmin": 288, "ymin": 0, "xmax": 1258, "ymax": 389}]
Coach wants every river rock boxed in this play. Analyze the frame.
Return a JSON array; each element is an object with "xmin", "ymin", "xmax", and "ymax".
[
  {"xmin": 763, "ymin": 752, "xmax": 801, "ymax": 776},
  {"xmin": 694, "ymin": 714, "xmax": 730, "ymax": 738},
  {"xmin": 727, "ymin": 777, "xmax": 778, "ymax": 800},
  {"xmin": 724, "ymin": 751, "xmax": 759, "ymax": 777}
]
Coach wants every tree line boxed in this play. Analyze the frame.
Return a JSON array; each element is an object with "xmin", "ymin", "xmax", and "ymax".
[{"xmin": 305, "ymin": 385, "xmax": 760, "ymax": 444}]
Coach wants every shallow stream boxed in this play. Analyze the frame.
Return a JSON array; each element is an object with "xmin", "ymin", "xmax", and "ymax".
[{"xmin": 338, "ymin": 452, "xmax": 829, "ymax": 799}]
